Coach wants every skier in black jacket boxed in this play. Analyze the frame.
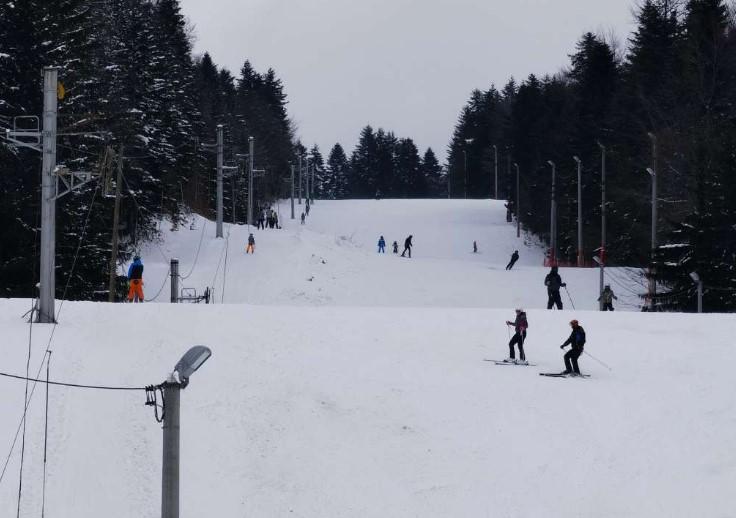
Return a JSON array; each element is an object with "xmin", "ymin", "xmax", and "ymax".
[
  {"xmin": 401, "ymin": 235, "xmax": 413, "ymax": 258},
  {"xmin": 506, "ymin": 250, "xmax": 519, "ymax": 270},
  {"xmin": 560, "ymin": 319, "xmax": 586, "ymax": 375},
  {"xmin": 544, "ymin": 266, "xmax": 566, "ymax": 309}
]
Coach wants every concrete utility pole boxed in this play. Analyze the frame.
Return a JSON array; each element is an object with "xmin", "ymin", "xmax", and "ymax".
[
  {"xmin": 160, "ymin": 347, "xmax": 211, "ymax": 518},
  {"xmin": 547, "ymin": 160, "xmax": 557, "ymax": 265},
  {"xmin": 598, "ymin": 142, "xmax": 607, "ymax": 310},
  {"xmin": 290, "ymin": 163, "xmax": 295, "ymax": 219},
  {"xmin": 298, "ymin": 154, "xmax": 303, "ymax": 205},
  {"xmin": 493, "ymin": 145, "xmax": 498, "ymax": 200},
  {"xmin": 170, "ymin": 258, "xmax": 179, "ymax": 303},
  {"xmin": 216, "ymin": 125, "xmax": 223, "ymax": 238},
  {"xmin": 514, "ymin": 162, "xmax": 520, "ymax": 238},
  {"xmin": 108, "ymin": 144, "xmax": 124, "ymax": 303},
  {"xmin": 647, "ymin": 132, "xmax": 658, "ymax": 310},
  {"xmin": 248, "ymin": 136, "xmax": 254, "ymax": 226},
  {"xmin": 161, "ymin": 379, "xmax": 181, "ymax": 518},
  {"xmin": 39, "ymin": 67, "xmax": 60, "ymax": 323},
  {"xmin": 573, "ymin": 156, "xmax": 584, "ymax": 267}
]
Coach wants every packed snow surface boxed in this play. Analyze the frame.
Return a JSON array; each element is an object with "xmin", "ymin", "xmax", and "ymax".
[{"xmin": 1, "ymin": 199, "xmax": 734, "ymax": 517}]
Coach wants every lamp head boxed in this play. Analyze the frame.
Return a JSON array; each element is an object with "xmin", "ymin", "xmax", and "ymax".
[
  {"xmin": 573, "ymin": 156, "xmax": 581, "ymax": 164},
  {"xmin": 547, "ymin": 160, "xmax": 555, "ymax": 167},
  {"xmin": 646, "ymin": 167, "xmax": 655, "ymax": 177},
  {"xmin": 173, "ymin": 346, "xmax": 212, "ymax": 387},
  {"xmin": 689, "ymin": 272, "xmax": 700, "ymax": 283}
]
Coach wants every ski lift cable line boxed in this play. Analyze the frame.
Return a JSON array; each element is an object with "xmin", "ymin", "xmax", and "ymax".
[
  {"xmin": 145, "ymin": 266, "xmax": 170, "ymax": 302},
  {"xmin": 180, "ymin": 217, "xmax": 207, "ymax": 280}
]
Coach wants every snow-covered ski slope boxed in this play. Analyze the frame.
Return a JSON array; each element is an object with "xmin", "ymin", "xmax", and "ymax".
[
  {"xmin": 139, "ymin": 199, "xmax": 644, "ymax": 310},
  {"xmin": 1, "ymin": 199, "xmax": 735, "ymax": 517}
]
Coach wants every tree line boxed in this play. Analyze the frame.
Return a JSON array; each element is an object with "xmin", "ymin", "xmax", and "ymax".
[
  {"xmin": 313, "ymin": 127, "xmax": 445, "ymax": 200},
  {"xmin": 448, "ymin": 0, "xmax": 736, "ymax": 311},
  {"xmin": 0, "ymin": 0, "xmax": 295, "ymax": 299}
]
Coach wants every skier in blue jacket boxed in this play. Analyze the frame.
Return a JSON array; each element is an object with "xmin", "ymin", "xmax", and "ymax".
[
  {"xmin": 378, "ymin": 236, "xmax": 386, "ymax": 253},
  {"xmin": 127, "ymin": 255, "xmax": 144, "ymax": 302}
]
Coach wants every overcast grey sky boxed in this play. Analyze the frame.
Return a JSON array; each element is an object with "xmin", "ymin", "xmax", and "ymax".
[{"xmin": 179, "ymin": 0, "xmax": 638, "ymax": 161}]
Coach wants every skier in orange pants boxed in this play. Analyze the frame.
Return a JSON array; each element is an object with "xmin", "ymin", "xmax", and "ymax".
[
  {"xmin": 127, "ymin": 255, "xmax": 145, "ymax": 302},
  {"xmin": 246, "ymin": 233, "xmax": 255, "ymax": 254}
]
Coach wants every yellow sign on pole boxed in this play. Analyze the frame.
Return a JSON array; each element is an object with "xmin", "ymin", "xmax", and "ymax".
[{"xmin": 57, "ymin": 81, "xmax": 66, "ymax": 100}]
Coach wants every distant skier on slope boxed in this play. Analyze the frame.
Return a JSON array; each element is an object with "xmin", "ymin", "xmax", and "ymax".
[
  {"xmin": 401, "ymin": 235, "xmax": 413, "ymax": 258},
  {"xmin": 505, "ymin": 308, "xmax": 528, "ymax": 364},
  {"xmin": 473, "ymin": 241, "xmax": 478, "ymax": 253},
  {"xmin": 392, "ymin": 241, "xmax": 399, "ymax": 254},
  {"xmin": 301, "ymin": 212, "xmax": 306, "ymax": 225},
  {"xmin": 378, "ymin": 236, "xmax": 386, "ymax": 253},
  {"xmin": 598, "ymin": 285, "xmax": 618, "ymax": 311},
  {"xmin": 246, "ymin": 233, "xmax": 255, "ymax": 254},
  {"xmin": 559, "ymin": 319, "xmax": 586, "ymax": 375},
  {"xmin": 127, "ymin": 255, "xmax": 144, "ymax": 303},
  {"xmin": 544, "ymin": 266, "xmax": 566, "ymax": 310},
  {"xmin": 506, "ymin": 250, "xmax": 519, "ymax": 270}
]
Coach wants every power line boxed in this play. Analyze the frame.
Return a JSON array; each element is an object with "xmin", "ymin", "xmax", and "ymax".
[{"xmin": 0, "ymin": 371, "xmax": 147, "ymax": 391}]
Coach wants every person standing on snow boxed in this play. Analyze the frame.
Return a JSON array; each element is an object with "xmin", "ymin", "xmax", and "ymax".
[
  {"xmin": 246, "ymin": 233, "xmax": 255, "ymax": 254},
  {"xmin": 473, "ymin": 241, "xmax": 478, "ymax": 253},
  {"xmin": 544, "ymin": 266, "xmax": 566, "ymax": 310},
  {"xmin": 401, "ymin": 235, "xmax": 413, "ymax": 258},
  {"xmin": 378, "ymin": 236, "xmax": 386, "ymax": 253},
  {"xmin": 392, "ymin": 241, "xmax": 399, "ymax": 254},
  {"xmin": 560, "ymin": 319, "xmax": 586, "ymax": 375},
  {"xmin": 127, "ymin": 255, "xmax": 144, "ymax": 303},
  {"xmin": 598, "ymin": 285, "xmax": 618, "ymax": 311},
  {"xmin": 505, "ymin": 308, "xmax": 528, "ymax": 364},
  {"xmin": 506, "ymin": 250, "xmax": 519, "ymax": 270},
  {"xmin": 301, "ymin": 212, "xmax": 306, "ymax": 225}
]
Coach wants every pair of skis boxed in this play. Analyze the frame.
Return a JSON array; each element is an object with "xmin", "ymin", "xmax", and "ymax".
[{"xmin": 484, "ymin": 359, "xmax": 590, "ymax": 378}]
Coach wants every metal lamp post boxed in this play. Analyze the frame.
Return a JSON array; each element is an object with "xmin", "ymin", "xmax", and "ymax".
[
  {"xmin": 689, "ymin": 272, "xmax": 703, "ymax": 313},
  {"xmin": 162, "ymin": 346, "xmax": 212, "ymax": 518},
  {"xmin": 573, "ymin": 156, "xmax": 583, "ymax": 267},
  {"xmin": 514, "ymin": 162, "xmax": 520, "ymax": 238},
  {"xmin": 647, "ymin": 132, "xmax": 658, "ymax": 310},
  {"xmin": 597, "ymin": 142, "xmax": 607, "ymax": 309},
  {"xmin": 547, "ymin": 160, "xmax": 557, "ymax": 266},
  {"xmin": 463, "ymin": 138, "xmax": 473, "ymax": 199},
  {"xmin": 493, "ymin": 144, "xmax": 498, "ymax": 199}
]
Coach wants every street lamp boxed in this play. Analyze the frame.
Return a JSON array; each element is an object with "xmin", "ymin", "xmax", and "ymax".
[
  {"xmin": 597, "ymin": 141, "xmax": 607, "ymax": 310},
  {"xmin": 514, "ymin": 162, "xmax": 520, "ymax": 238},
  {"xmin": 689, "ymin": 272, "xmax": 703, "ymax": 313},
  {"xmin": 162, "ymin": 346, "xmax": 212, "ymax": 518},
  {"xmin": 547, "ymin": 160, "xmax": 557, "ymax": 266},
  {"xmin": 463, "ymin": 138, "xmax": 473, "ymax": 199},
  {"xmin": 493, "ymin": 144, "xmax": 498, "ymax": 200},
  {"xmin": 573, "ymin": 156, "xmax": 583, "ymax": 267},
  {"xmin": 647, "ymin": 132, "xmax": 657, "ymax": 310},
  {"xmin": 646, "ymin": 164, "xmax": 657, "ymax": 310}
]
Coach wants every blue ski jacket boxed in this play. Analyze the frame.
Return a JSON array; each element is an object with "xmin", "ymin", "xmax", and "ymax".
[{"xmin": 128, "ymin": 258, "xmax": 144, "ymax": 280}]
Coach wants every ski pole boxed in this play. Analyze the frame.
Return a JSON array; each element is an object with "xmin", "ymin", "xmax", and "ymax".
[
  {"xmin": 584, "ymin": 350, "xmax": 612, "ymax": 371},
  {"xmin": 564, "ymin": 286, "xmax": 576, "ymax": 310}
]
